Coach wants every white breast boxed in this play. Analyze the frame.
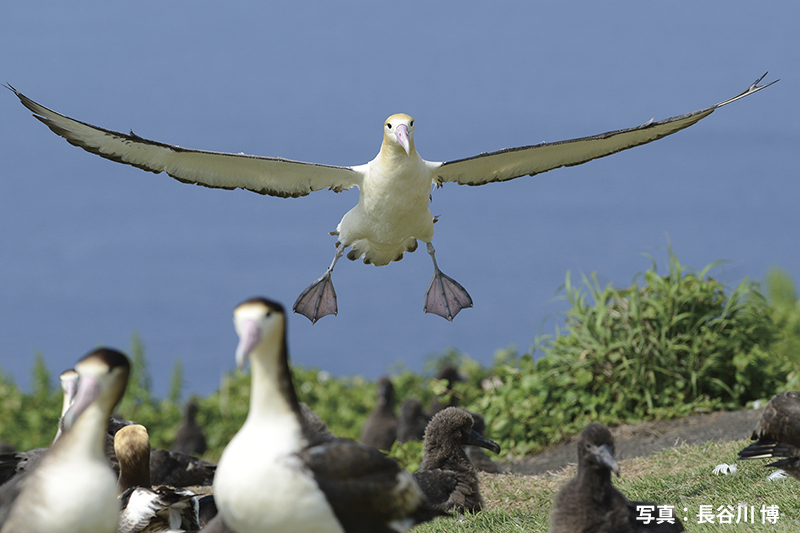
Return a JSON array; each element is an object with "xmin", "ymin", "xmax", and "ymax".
[
  {"xmin": 3, "ymin": 454, "xmax": 119, "ymax": 533},
  {"xmin": 214, "ymin": 417, "xmax": 344, "ymax": 533},
  {"xmin": 336, "ymin": 156, "xmax": 435, "ymax": 266}
]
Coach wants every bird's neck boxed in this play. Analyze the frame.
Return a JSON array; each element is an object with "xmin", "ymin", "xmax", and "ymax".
[
  {"xmin": 576, "ymin": 464, "xmax": 614, "ymax": 499},
  {"xmin": 54, "ymin": 403, "xmax": 108, "ymax": 462},
  {"xmin": 117, "ymin": 448, "xmax": 151, "ymax": 492},
  {"xmin": 247, "ymin": 338, "xmax": 304, "ymax": 430},
  {"xmin": 377, "ymin": 396, "xmax": 394, "ymax": 414},
  {"xmin": 379, "ymin": 142, "xmax": 417, "ymax": 166},
  {"xmin": 420, "ymin": 444, "xmax": 472, "ymax": 474}
]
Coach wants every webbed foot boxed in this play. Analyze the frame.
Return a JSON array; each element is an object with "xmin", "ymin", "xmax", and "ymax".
[
  {"xmin": 293, "ymin": 242, "xmax": 345, "ymax": 324},
  {"xmin": 293, "ymin": 272, "xmax": 338, "ymax": 324},
  {"xmin": 424, "ymin": 242, "xmax": 473, "ymax": 321}
]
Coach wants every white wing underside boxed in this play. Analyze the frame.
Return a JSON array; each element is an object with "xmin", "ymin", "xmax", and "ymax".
[
  {"xmin": 434, "ymin": 73, "xmax": 776, "ymax": 186},
  {"xmin": 10, "ymin": 88, "xmax": 360, "ymax": 199},
  {"xmin": 9, "ymin": 73, "xmax": 775, "ymax": 195}
]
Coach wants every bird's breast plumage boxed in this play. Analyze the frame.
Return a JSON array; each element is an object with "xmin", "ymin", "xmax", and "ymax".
[
  {"xmin": 215, "ymin": 421, "xmax": 343, "ymax": 533},
  {"xmin": 335, "ymin": 151, "xmax": 435, "ymax": 265}
]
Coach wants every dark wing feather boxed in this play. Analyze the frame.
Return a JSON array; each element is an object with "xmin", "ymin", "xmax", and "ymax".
[
  {"xmin": 298, "ymin": 439, "xmax": 443, "ymax": 531},
  {"xmin": 149, "ymin": 449, "xmax": 215, "ymax": 487},
  {"xmin": 435, "ymin": 74, "xmax": 776, "ymax": 187},
  {"xmin": 8, "ymin": 86, "xmax": 359, "ymax": 199},
  {"xmin": 412, "ymin": 469, "xmax": 462, "ymax": 510},
  {"xmin": 739, "ymin": 391, "xmax": 800, "ymax": 469}
]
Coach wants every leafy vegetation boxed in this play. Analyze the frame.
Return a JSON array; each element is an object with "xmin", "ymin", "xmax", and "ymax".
[
  {"xmin": 766, "ymin": 267, "xmax": 800, "ymax": 391},
  {"xmin": 1, "ymin": 251, "xmax": 799, "ymax": 472},
  {"xmin": 466, "ymin": 250, "xmax": 791, "ymax": 459}
]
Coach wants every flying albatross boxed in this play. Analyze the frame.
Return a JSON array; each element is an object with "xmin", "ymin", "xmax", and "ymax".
[{"xmin": 7, "ymin": 74, "xmax": 777, "ymax": 323}]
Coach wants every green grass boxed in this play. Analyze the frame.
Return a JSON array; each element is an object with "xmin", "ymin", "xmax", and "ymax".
[{"xmin": 412, "ymin": 439, "xmax": 800, "ymax": 532}]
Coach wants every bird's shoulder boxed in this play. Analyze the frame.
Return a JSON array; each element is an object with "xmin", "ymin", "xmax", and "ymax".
[{"xmin": 298, "ymin": 438, "xmax": 400, "ymax": 480}]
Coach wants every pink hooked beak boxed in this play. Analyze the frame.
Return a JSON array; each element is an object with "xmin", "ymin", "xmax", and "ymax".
[
  {"xmin": 62, "ymin": 375, "xmax": 101, "ymax": 430},
  {"xmin": 235, "ymin": 319, "xmax": 261, "ymax": 370},
  {"xmin": 395, "ymin": 124, "xmax": 411, "ymax": 155}
]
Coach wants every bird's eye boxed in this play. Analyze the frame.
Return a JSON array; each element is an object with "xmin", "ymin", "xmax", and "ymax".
[
  {"xmin": 387, "ymin": 123, "xmax": 392, "ymax": 129},
  {"xmin": 410, "ymin": 120, "xmax": 414, "ymax": 127}
]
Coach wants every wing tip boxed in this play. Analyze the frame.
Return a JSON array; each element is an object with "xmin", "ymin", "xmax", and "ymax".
[{"xmin": 715, "ymin": 72, "xmax": 779, "ymax": 108}]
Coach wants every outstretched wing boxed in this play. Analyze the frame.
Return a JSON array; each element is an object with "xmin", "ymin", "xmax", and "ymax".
[
  {"xmin": 8, "ymin": 86, "xmax": 360, "ymax": 199},
  {"xmin": 433, "ymin": 73, "xmax": 777, "ymax": 187}
]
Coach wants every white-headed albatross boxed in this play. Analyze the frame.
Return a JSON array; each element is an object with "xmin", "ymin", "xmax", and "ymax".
[
  {"xmin": 0, "ymin": 369, "xmax": 80, "ymax": 505},
  {"xmin": 213, "ymin": 297, "xmax": 445, "ymax": 533},
  {"xmin": 115, "ymin": 424, "xmax": 200, "ymax": 533},
  {"xmin": 739, "ymin": 391, "xmax": 800, "ymax": 480},
  {"xmin": 7, "ymin": 74, "xmax": 777, "ymax": 323},
  {"xmin": 0, "ymin": 348, "xmax": 130, "ymax": 533}
]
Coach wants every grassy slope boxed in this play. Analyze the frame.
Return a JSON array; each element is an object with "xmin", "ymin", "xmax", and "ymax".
[{"xmin": 414, "ymin": 439, "xmax": 799, "ymax": 532}]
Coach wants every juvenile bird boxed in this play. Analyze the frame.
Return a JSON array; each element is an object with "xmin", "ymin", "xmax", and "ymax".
[
  {"xmin": 397, "ymin": 399, "xmax": 430, "ymax": 443},
  {"xmin": 171, "ymin": 399, "xmax": 207, "ymax": 456},
  {"xmin": 464, "ymin": 412, "xmax": 503, "ymax": 473},
  {"xmin": 413, "ymin": 407, "xmax": 500, "ymax": 512},
  {"xmin": 360, "ymin": 376, "xmax": 398, "ymax": 451},
  {"xmin": 550, "ymin": 423, "xmax": 684, "ymax": 533}
]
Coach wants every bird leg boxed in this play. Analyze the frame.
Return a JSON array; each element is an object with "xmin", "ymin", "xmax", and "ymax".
[
  {"xmin": 424, "ymin": 242, "xmax": 473, "ymax": 321},
  {"xmin": 293, "ymin": 242, "xmax": 345, "ymax": 324}
]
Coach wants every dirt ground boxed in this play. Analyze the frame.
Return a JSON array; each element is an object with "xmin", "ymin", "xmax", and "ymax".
[{"xmin": 508, "ymin": 407, "xmax": 764, "ymax": 475}]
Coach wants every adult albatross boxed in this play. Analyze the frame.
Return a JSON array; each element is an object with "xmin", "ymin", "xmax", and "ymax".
[{"xmin": 7, "ymin": 74, "xmax": 776, "ymax": 323}]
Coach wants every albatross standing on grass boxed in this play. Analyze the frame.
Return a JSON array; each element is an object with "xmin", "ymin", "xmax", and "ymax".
[
  {"xmin": 738, "ymin": 391, "xmax": 800, "ymax": 479},
  {"xmin": 213, "ymin": 297, "xmax": 445, "ymax": 532},
  {"xmin": 0, "ymin": 348, "xmax": 130, "ymax": 533},
  {"xmin": 550, "ymin": 423, "xmax": 684, "ymax": 533},
  {"xmin": 413, "ymin": 407, "xmax": 500, "ymax": 513},
  {"xmin": 7, "ymin": 74, "xmax": 776, "ymax": 323}
]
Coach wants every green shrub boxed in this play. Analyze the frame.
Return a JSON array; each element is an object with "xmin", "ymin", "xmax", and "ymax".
[
  {"xmin": 0, "ymin": 354, "xmax": 62, "ymax": 451},
  {"xmin": 466, "ymin": 250, "xmax": 786, "ymax": 458},
  {"xmin": 766, "ymin": 267, "xmax": 800, "ymax": 390}
]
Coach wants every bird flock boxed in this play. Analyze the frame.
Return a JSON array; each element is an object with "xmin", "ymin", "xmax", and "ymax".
[
  {"xmin": 2, "ymin": 295, "xmax": 798, "ymax": 533},
  {"xmin": 2, "ymin": 74, "xmax": 788, "ymax": 532}
]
